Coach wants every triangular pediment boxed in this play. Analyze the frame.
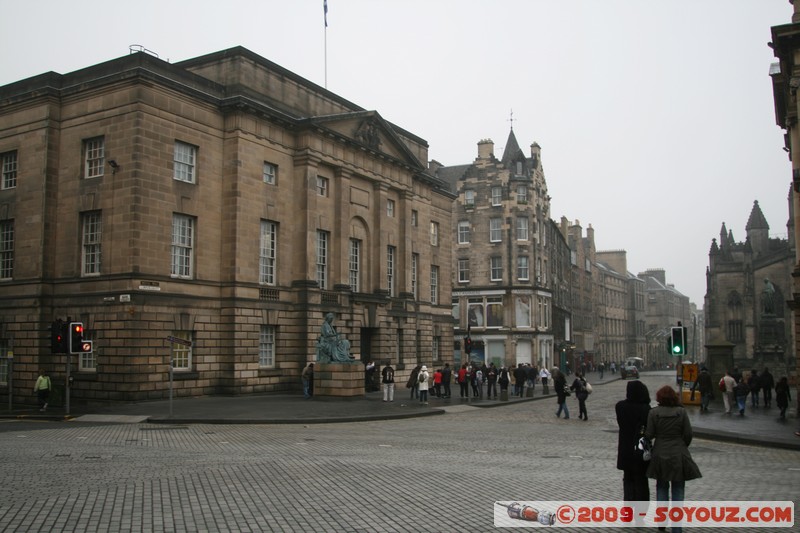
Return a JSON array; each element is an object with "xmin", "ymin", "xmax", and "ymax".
[{"xmin": 303, "ymin": 111, "xmax": 425, "ymax": 170}]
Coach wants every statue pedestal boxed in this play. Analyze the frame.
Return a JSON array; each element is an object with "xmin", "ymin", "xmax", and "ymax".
[{"xmin": 314, "ymin": 363, "xmax": 364, "ymax": 399}]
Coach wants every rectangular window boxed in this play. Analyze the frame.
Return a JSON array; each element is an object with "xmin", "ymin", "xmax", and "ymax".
[
  {"xmin": 84, "ymin": 137, "xmax": 105, "ymax": 179},
  {"xmin": 517, "ymin": 256, "xmax": 529, "ymax": 280},
  {"xmin": 173, "ymin": 141, "xmax": 196, "ymax": 183},
  {"xmin": 516, "ymin": 217, "xmax": 529, "ymax": 241},
  {"xmin": 457, "ymin": 221, "xmax": 470, "ymax": 244},
  {"xmin": 387, "ymin": 245, "xmax": 396, "ymax": 297},
  {"xmin": 486, "ymin": 296, "xmax": 503, "ymax": 327},
  {"xmin": 349, "ymin": 239, "xmax": 360, "ymax": 292},
  {"xmin": 171, "ymin": 331, "xmax": 193, "ymax": 370},
  {"xmin": 489, "ymin": 218, "xmax": 502, "ymax": 242},
  {"xmin": 317, "ymin": 176, "xmax": 329, "ymax": 196},
  {"xmin": 458, "ymin": 259, "xmax": 470, "ymax": 283},
  {"xmin": 260, "ymin": 220, "xmax": 277, "ymax": 285},
  {"xmin": 432, "ymin": 335, "xmax": 440, "ymax": 361},
  {"xmin": 491, "ymin": 186, "xmax": 502, "ymax": 206},
  {"xmin": 430, "ymin": 222, "xmax": 439, "ymax": 246},
  {"xmin": 412, "ymin": 253, "xmax": 419, "ymax": 299},
  {"xmin": 81, "ymin": 211, "xmax": 102, "ymax": 276},
  {"xmin": 464, "ymin": 190, "xmax": 475, "ymax": 208},
  {"xmin": 316, "ymin": 230, "xmax": 328, "ymax": 290},
  {"xmin": 430, "ymin": 265, "xmax": 439, "ymax": 304},
  {"xmin": 387, "ymin": 199, "xmax": 395, "ymax": 218},
  {"xmin": 490, "ymin": 256, "xmax": 502, "ymax": 281},
  {"xmin": 468, "ymin": 298, "xmax": 484, "ymax": 327},
  {"xmin": 1, "ymin": 151, "xmax": 17, "ymax": 189},
  {"xmin": 259, "ymin": 325, "xmax": 275, "ymax": 367},
  {"xmin": 263, "ymin": 162, "xmax": 277, "ymax": 184},
  {"xmin": 171, "ymin": 214, "xmax": 194, "ymax": 278},
  {"xmin": 411, "ymin": 210, "xmax": 418, "ymax": 227},
  {"xmin": 79, "ymin": 330, "xmax": 96, "ymax": 371},
  {"xmin": 516, "ymin": 185, "xmax": 527, "ymax": 203},
  {"xmin": 0, "ymin": 220, "xmax": 13, "ymax": 279}
]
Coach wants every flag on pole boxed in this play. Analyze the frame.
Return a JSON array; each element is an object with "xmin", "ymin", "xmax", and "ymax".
[{"xmin": 324, "ymin": 0, "xmax": 328, "ymax": 27}]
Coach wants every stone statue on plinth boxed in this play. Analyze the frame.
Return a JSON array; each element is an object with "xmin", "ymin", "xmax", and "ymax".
[{"xmin": 316, "ymin": 312, "xmax": 355, "ymax": 363}]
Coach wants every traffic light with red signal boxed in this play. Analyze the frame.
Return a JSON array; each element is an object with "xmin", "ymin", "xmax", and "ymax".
[
  {"xmin": 69, "ymin": 322, "xmax": 92, "ymax": 354},
  {"xmin": 51, "ymin": 319, "xmax": 68, "ymax": 353}
]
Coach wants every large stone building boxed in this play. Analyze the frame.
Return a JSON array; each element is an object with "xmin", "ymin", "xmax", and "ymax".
[
  {"xmin": 595, "ymin": 250, "xmax": 648, "ymax": 365},
  {"xmin": 703, "ymin": 199, "xmax": 795, "ymax": 375},
  {"xmin": 0, "ymin": 47, "xmax": 455, "ymax": 403},
  {"xmin": 640, "ymin": 269, "xmax": 693, "ymax": 367},
  {"xmin": 435, "ymin": 130, "xmax": 563, "ymax": 370},
  {"xmin": 561, "ymin": 220, "xmax": 597, "ymax": 368},
  {"xmin": 770, "ymin": 3, "xmax": 800, "ymax": 401}
]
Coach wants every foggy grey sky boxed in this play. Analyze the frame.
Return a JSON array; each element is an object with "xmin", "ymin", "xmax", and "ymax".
[{"xmin": 1, "ymin": 0, "xmax": 793, "ymax": 306}]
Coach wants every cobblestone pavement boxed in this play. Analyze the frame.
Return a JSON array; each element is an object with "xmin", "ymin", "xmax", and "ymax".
[{"xmin": 0, "ymin": 373, "xmax": 797, "ymax": 532}]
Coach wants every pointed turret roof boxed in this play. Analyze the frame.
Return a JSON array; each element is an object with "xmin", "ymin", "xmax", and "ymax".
[
  {"xmin": 501, "ymin": 127, "xmax": 525, "ymax": 167},
  {"xmin": 745, "ymin": 200, "xmax": 769, "ymax": 231}
]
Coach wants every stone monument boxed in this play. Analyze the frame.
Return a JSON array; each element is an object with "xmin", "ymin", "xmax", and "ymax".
[{"xmin": 313, "ymin": 313, "xmax": 363, "ymax": 399}]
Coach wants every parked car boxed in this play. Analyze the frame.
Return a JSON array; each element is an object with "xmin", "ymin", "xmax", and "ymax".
[{"xmin": 621, "ymin": 364, "xmax": 639, "ymax": 379}]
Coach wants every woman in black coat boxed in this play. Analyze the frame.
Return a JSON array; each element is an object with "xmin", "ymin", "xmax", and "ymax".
[
  {"xmin": 553, "ymin": 368, "xmax": 569, "ymax": 419},
  {"xmin": 615, "ymin": 381, "xmax": 651, "ymax": 508}
]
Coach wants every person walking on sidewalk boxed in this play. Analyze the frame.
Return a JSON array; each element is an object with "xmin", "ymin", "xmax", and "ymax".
[
  {"xmin": 457, "ymin": 364, "xmax": 469, "ymax": 399},
  {"xmin": 417, "ymin": 365, "xmax": 430, "ymax": 405},
  {"xmin": 381, "ymin": 363, "xmax": 395, "ymax": 402},
  {"xmin": 734, "ymin": 377, "xmax": 749, "ymax": 416},
  {"xmin": 441, "ymin": 363, "xmax": 452, "ymax": 399},
  {"xmin": 540, "ymin": 367, "xmax": 551, "ymax": 395},
  {"xmin": 513, "ymin": 364, "xmax": 527, "ymax": 397},
  {"xmin": 432, "ymin": 368, "xmax": 442, "ymax": 398},
  {"xmin": 571, "ymin": 372, "xmax": 590, "ymax": 421},
  {"xmin": 553, "ymin": 368, "xmax": 570, "ymax": 419},
  {"xmin": 722, "ymin": 370, "xmax": 736, "ymax": 415},
  {"xmin": 302, "ymin": 363, "xmax": 314, "ymax": 399},
  {"xmin": 691, "ymin": 367, "xmax": 714, "ymax": 412},
  {"xmin": 486, "ymin": 364, "xmax": 498, "ymax": 399},
  {"xmin": 760, "ymin": 367, "xmax": 775, "ymax": 408},
  {"xmin": 34, "ymin": 368, "xmax": 51, "ymax": 411},
  {"xmin": 747, "ymin": 369, "xmax": 760, "ymax": 408},
  {"xmin": 407, "ymin": 364, "xmax": 421, "ymax": 400},
  {"xmin": 646, "ymin": 385, "xmax": 702, "ymax": 533},
  {"xmin": 775, "ymin": 376, "xmax": 791, "ymax": 420}
]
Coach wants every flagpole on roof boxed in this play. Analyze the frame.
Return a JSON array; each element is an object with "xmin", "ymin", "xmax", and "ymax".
[{"xmin": 324, "ymin": 0, "xmax": 328, "ymax": 88}]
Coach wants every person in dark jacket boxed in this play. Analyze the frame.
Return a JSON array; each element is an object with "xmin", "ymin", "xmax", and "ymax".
[
  {"xmin": 553, "ymin": 368, "xmax": 569, "ymax": 419},
  {"xmin": 616, "ymin": 380, "xmax": 652, "ymax": 524},
  {"xmin": 760, "ymin": 367, "xmax": 775, "ymax": 408},
  {"xmin": 691, "ymin": 367, "xmax": 714, "ymax": 412},
  {"xmin": 441, "ymin": 363, "xmax": 452, "ymax": 399},
  {"xmin": 734, "ymin": 377, "xmax": 749, "ymax": 416},
  {"xmin": 513, "ymin": 364, "xmax": 527, "ymax": 397},
  {"xmin": 747, "ymin": 369, "xmax": 760, "ymax": 408},
  {"xmin": 570, "ymin": 373, "xmax": 589, "ymax": 421},
  {"xmin": 775, "ymin": 376, "xmax": 791, "ymax": 420},
  {"xmin": 407, "ymin": 364, "xmax": 421, "ymax": 400},
  {"xmin": 646, "ymin": 386, "xmax": 702, "ymax": 533}
]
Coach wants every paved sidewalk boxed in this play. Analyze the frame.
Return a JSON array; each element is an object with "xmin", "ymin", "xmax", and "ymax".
[{"xmin": 2, "ymin": 372, "xmax": 798, "ymax": 450}]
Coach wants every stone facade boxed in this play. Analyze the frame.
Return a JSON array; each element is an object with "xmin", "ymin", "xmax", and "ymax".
[
  {"xmin": 435, "ymin": 131, "xmax": 560, "ymax": 370},
  {"xmin": 770, "ymin": 2, "xmax": 800, "ymax": 404},
  {"xmin": 562, "ymin": 220, "xmax": 597, "ymax": 367},
  {"xmin": 0, "ymin": 47, "xmax": 454, "ymax": 404},
  {"xmin": 704, "ymin": 200, "xmax": 795, "ymax": 375}
]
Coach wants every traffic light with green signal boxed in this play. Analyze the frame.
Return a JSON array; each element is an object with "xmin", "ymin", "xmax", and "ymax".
[{"xmin": 670, "ymin": 326, "xmax": 687, "ymax": 356}]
